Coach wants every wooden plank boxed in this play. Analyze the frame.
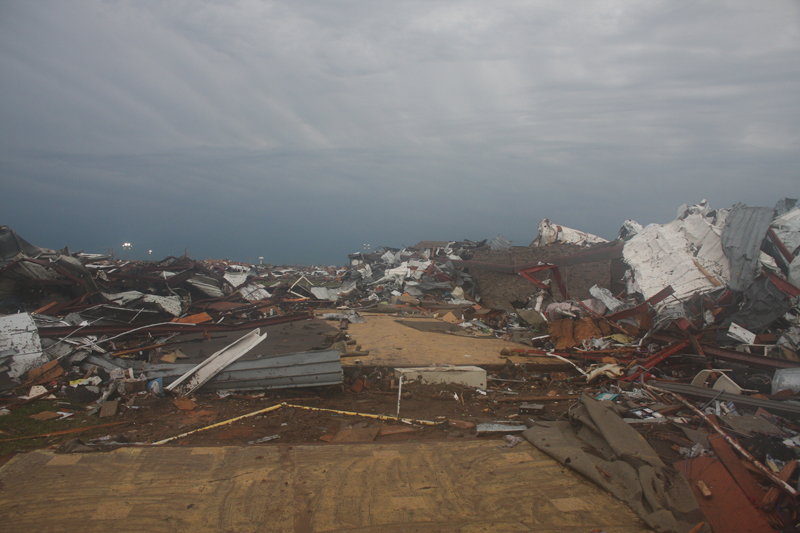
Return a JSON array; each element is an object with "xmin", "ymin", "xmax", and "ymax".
[
  {"xmin": 172, "ymin": 312, "xmax": 213, "ymax": 324},
  {"xmin": 696, "ymin": 480, "xmax": 712, "ymax": 499},
  {"xmin": 32, "ymin": 301, "xmax": 59, "ymax": 315},
  {"xmin": 761, "ymin": 460, "xmax": 797, "ymax": 512}
]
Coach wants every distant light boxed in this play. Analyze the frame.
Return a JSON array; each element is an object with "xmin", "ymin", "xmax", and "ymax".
[{"xmin": 148, "ymin": 250, "xmax": 152, "ymax": 255}]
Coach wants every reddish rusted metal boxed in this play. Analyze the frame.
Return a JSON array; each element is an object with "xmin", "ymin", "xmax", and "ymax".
[
  {"xmin": 605, "ymin": 285, "xmax": 675, "ymax": 322},
  {"xmin": 768, "ymin": 227, "xmax": 796, "ymax": 264},
  {"xmin": 620, "ymin": 339, "xmax": 690, "ymax": 381},
  {"xmin": 765, "ymin": 270, "xmax": 800, "ymax": 298},
  {"xmin": 652, "ymin": 332, "xmax": 800, "ymax": 370},
  {"xmin": 518, "ymin": 263, "xmax": 569, "ymax": 300}
]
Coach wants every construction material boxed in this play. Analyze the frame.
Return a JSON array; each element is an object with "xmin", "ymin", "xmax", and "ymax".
[
  {"xmin": 166, "ymin": 329, "xmax": 267, "ymax": 396},
  {"xmin": 394, "ymin": 366, "xmax": 487, "ymax": 390}
]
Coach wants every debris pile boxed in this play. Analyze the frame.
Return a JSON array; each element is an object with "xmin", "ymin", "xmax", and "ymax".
[{"xmin": 2, "ymin": 196, "xmax": 800, "ymax": 533}]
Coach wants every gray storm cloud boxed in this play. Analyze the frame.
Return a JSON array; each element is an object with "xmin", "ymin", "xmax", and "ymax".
[{"xmin": 1, "ymin": 1, "xmax": 798, "ymax": 264}]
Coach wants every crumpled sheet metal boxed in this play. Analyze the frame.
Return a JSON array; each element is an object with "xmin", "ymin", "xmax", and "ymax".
[
  {"xmin": 588, "ymin": 284, "xmax": 624, "ymax": 312},
  {"xmin": 309, "ymin": 280, "xmax": 358, "ymax": 302},
  {"xmin": 623, "ymin": 212, "xmax": 729, "ymax": 303},
  {"xmin": 721, "ymin": 205, "xmax": 774, "ymax": 292},
  {"xmin": 0, "ymin": 313, "xmax": 48, "ymax": 380},
  {"xmin": 0, "ymin": 225, "xmax": 52, "ymax": 263},
  {"xmin": 102, "ymin": 291, "xmax": 183, "ymax": 317},
  {"xmin": 716, "ymin": 275, "xmax": 793, "ymax": 344},
  {"xmin": 523, "ymin": 395, "xmax": 708, "ymax": 533},
  {"xmin": 223, "ymin": 272, "xmax": 249, "ymax": 288},
  {"xmin": 488, "ymin": 234, "xmax": 513, "ymax": 251},
  {"xmin": 545, "ymin": 298, "xmax": 605, "ymax": 319},
  {"xmin": 533, "ymin": 218, "xmax": 607, "ymax": 247},
  {"xmin": 790, "ymin": 255, "xmax": 800, "ymax": 287},
  {"xmin": 239, "ymin": 283, "xmax": 272, "ymax": 301},
  {"xmin": 772, "ymin": 207, "xmax": 800, "ymax": 257}
]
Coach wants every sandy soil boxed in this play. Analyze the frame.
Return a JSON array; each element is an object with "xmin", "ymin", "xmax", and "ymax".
[{"xmin": 341, "ymin": 314, "xmax": 561, "ymax": 367}]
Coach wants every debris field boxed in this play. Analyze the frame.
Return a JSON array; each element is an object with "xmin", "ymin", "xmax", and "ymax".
[{"xmin": 2, "ymin": 197, "xmax": 800, "ymax": 533}]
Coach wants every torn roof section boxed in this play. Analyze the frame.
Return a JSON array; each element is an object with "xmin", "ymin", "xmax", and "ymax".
[
  {"xmin": 488, "ymin": 235, "xmax": 513, "ymax": 251},
  {"xmin": 0, "ymin": 225, "xmax": 54, "ymax": 264},
  {"xmin": 721, "ymin": 205, "xmax": 774, "ymax": 292},
  {"xmin": 623, "ymin": 208, "xmax": 729, "ymax": 302}
]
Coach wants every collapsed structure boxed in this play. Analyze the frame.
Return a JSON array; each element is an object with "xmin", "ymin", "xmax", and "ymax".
[{"xmin": 1, "ymin": 196, "xmax": 799, "ymax": 533}]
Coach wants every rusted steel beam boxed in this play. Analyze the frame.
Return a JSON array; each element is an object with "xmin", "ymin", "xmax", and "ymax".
[
  {"xmin": 652, "ymin": 332, "xmax": 800, "ymax": 370},
  {"xmin": 605, "ymin": 285, "xmax": 675, "ymax": 322},
  {"xmin": 620, "ymin": 339, "xmax": 690, "ymax": 381},
  {"xmin": 518, "ymin": 263, "xmax": 569, "ymax": 300},
  {"xmin": 768, "ymin": 227, "xmax": 795, "ymax": 264},
  {"xmin": 765, "ymin": 270, "xmax": 800, "ymax": 298}
]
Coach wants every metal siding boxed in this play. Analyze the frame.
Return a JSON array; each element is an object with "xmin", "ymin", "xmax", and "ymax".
[{"xmin": 721, "ymin": 205, "xmax": 774, "ymax": 291}]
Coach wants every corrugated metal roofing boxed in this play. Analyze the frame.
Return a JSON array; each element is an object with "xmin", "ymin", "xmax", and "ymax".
[
  {"xmin": 145, "ymin": 349, "xmax": 343, "ymax": 391},
  {"xmin": 489, "ymin": 234, "xmax": 513, "ymax": 251},
  {"xmin": 721, "ymin": 205, "xmax": 774, "ymax": 291}
]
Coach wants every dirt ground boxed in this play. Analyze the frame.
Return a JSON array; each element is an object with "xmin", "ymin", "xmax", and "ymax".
[
  {"xmin": 1, "ymin": 312, "xmax": 585, "ymax": 457},
  {"xmin": 0, "ymin": 369, "xmax": 587, "ymax": 454},
  {"xmin": 338, "ymin": 313, "xmax": 565, "ymax": 367}
]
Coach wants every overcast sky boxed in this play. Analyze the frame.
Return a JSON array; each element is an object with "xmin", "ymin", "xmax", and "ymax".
[{"xmin": 1, "ymin": 1, "xmax": 798, "ymax": 265}]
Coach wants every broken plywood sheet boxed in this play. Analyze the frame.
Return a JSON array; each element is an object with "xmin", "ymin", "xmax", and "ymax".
[
  {"xmin": 0, "ymin": 442, "xmax": 650, "ymax": 532},
  {"xmin": 573, "ymin": 317, "xmax": 603, "ymax": 345},
  {"xmin": 548, "ymin": 318, "xmax": 576, "ymax": 350},
  {"xmin": 102, "ymin": 291, "xmax": 182, "ymax": 317}
]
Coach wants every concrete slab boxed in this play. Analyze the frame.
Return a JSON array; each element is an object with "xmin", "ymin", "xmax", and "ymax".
[
  {"xmin": 395, "ymin": 366, "xmax": 487, "ymax": 389},
  {"xmin": 0, "ymin": 441, "xmax": 648, "ymax": 532}
]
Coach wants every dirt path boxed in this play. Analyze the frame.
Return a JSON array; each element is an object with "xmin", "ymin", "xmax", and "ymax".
[{"xmin": 343, "ymin": 314, "xmax": 556, "ymax": 367}]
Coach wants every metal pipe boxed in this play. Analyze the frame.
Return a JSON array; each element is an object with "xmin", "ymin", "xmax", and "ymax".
[
  {"xmin": 396, "ymin": 375, "xmax": 403, "ymax": 419},
  {"xmin": 151, "ymin": 403, "xmax": 284, "ymax": 445},
  {"xmin": 286, "ymin": 403, "xmax": 437, "ymax": 426}
]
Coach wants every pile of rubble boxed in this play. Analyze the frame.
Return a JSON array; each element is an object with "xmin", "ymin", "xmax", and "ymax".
[{"xmin": 1, "ymin": 196, "xmax": 800, "ymax": 533}]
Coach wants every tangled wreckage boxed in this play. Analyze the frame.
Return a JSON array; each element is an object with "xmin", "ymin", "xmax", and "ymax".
[{"xmin": 1, "ymin": 197, "xmax": 800, "ymax": 533}]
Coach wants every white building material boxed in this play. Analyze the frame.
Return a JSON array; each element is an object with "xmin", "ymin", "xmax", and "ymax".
[
  {"xmin": 623, "ymin": 212, "xmax": 730, "ymax": 303},
  {"xmin": 0, "ymin": 313, "xmax": 48, "ymax": 380},
  {"xmin": 167, "ymin": 329, "xmax": 267, "ymax": 396},
  {"xmin": 533, "ymin": 219, "xmax": 607, "ymax": 247},
  {"xmin": 394, "ymin": 366, "xmax": 487, "ymax": 390}
]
